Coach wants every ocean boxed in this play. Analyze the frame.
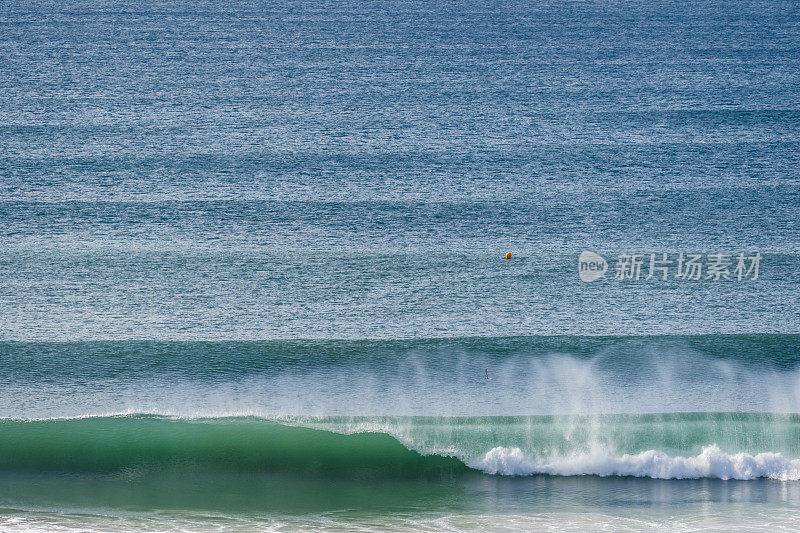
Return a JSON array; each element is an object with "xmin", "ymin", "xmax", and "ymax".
[{"xmin": 1, "ymin": 0, "xmax": 799, "ymax": 530}]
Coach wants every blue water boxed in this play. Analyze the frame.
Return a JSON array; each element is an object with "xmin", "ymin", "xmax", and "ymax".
[
  {"xmin": 1, "ymin": 0, "xmax": 799, "ymax": 530},
  {"xmin": 2, "ymin": 0, "xmax": 799, "ymax": 340}
]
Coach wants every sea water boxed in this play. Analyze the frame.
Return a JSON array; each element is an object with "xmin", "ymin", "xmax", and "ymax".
[{"xmin": 1, "ymin": 0, "xmax": 799, "ymax": 530}]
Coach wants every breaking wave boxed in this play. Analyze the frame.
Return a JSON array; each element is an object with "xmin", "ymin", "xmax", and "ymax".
[
  {"xmin": 4, "ymin": 414, "xmax": 800, "ymax": 481},
  {"xmin": 477, "ymin": 444, "xmax": 800, "ymax": 480}
]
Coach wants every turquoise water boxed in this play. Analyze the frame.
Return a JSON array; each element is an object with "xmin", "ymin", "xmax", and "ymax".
[
  {"xmin": 1, "ymin": 0, "xmax": 800, "ymax": 529},
  {"xmin": 3, "ymin": 338, "xmax": 800, "ymax": 529}
]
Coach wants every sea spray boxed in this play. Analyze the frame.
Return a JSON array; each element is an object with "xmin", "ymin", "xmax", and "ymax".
[{"xmin": 3, "ymin": 336, "xmax": 800, "ymax": 418}]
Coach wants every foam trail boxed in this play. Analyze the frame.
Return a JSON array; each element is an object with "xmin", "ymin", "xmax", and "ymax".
[{"xmin": 476, "ymin": 445, "xmax": 800, "ymax": 480}]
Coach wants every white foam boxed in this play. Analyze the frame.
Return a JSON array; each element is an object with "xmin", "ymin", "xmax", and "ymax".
[{"xmin": 475, "ymin": 444, "xmax": 800, "ymax": 480}]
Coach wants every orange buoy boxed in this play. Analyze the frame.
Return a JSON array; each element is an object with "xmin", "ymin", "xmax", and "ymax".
[{"xmin": 505, "ymin": 252, "xmax": 512, "ymax": 259}]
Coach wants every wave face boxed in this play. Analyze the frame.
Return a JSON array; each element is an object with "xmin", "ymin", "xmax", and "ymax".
[
  {"xmin": 4, "ymin": 414, "xmax": 800, "ymax": 481},
  {"xmin": 0, "ymin": 416, "xmax": 466, "ymax": 478}
]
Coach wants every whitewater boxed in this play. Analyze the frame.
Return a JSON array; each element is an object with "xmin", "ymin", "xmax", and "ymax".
[{"xmin": 477, "ymin": 444, "xmax": 800, "ymax": 480}]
